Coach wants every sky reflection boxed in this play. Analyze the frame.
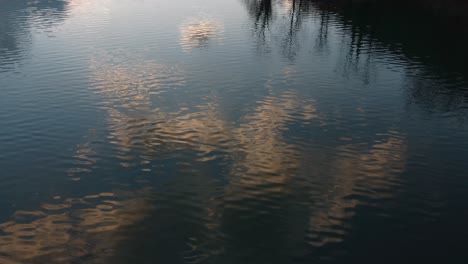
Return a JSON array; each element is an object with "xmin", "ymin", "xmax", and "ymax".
[{"xmin": 1, "ymin": 0, "xmax": 467, "ymax": 263}]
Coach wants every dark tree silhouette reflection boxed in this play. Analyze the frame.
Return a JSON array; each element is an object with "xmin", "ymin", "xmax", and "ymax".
[
  {"xmin": 244, "ymin": 0, "xmax": 468, "ymax": 116},
  {"xmin": 244, "ymin": 0, "xmax": 272, "ymax": 31},
  {"xmin": 242, "ymin": 0, "xmax": 340, "ymax": 60}
]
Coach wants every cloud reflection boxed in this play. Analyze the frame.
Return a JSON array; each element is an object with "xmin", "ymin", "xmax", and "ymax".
[
  {"xmin": 1, "ymin": 41, "xmax": 407, "ymax": 264},
  {"xmin": 83, "ymin": 55, "xmax": 407, "ymax": 259},
  {"xmin": 179, "ymin": 17, "xmax": 224, "ymax": 51},
  {"xmin": 306, "ymin": 132, "xmax": 407, "ymax": 246},
  {"xmin": 0, "ymin": 191, "xmax": 151, "ymax": 264}
]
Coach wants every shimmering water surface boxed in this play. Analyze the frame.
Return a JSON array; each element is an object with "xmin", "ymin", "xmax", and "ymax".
[{"xmin": 1, "ymin": 0, "xmax": 468, "ymax": 263}]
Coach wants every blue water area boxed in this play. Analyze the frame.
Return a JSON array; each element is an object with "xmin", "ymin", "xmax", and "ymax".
[{"xmin": 1, "ymin": 0, "xmax": 468, "ymax": 263}]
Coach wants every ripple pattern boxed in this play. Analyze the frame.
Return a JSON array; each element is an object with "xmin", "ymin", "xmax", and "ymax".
[{"xmin": 1, "ymin": 0, "xmax": 468, "ymax": 263}]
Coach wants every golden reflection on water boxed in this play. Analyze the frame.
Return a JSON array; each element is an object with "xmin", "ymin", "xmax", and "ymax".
[
  {"xmin": 90, "ymin": 54, "xmax": 319, "ymax": 172},
  {"xmin": 0, "ymin": 192, "xmax": 150, "ymax": 264},
  {"xmin": 227, "ymin": 93, "xmax": 318, "ymax": 195},
  {"xmin": 306, "ymin": 132, "xmax": 407, "ymax": 246},
  {"xmin": 89, "ymin": 56, "xmax": 407, "ymax": 252},
  {"xmin": 0, "ymin": 53, "xmax": 408, "ymax": 263},
  {"xmin": 179, "ymin": 17, "xmax": 224, "ymax": 51}
]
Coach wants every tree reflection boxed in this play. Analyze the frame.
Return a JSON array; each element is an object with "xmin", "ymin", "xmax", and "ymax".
[
  {"xmin": 244, "ymin": 0, "xmax": 468, "ymax": 114},
  {"xmin": 328, "ymin": 0, "xmax": 468, "ymax": 115},
  {"xmin": 243, "ymin": 0, "xmax": 319, "ymax": 60},
  {"xmin": 244, "ymin": 0, "xmax": 272, "ymax": 31}
]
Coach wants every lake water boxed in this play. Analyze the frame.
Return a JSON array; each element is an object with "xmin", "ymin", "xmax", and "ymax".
[{"xmin": 1, "ymin": 0, "xmax": 468, "ymax": 263}]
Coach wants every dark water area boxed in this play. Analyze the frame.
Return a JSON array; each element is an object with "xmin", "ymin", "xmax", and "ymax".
[{"xmin": 1, "ymin": 0, "xmax": 468, "ymax": 263}]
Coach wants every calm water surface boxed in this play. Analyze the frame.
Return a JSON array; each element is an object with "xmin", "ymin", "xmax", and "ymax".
[{"xmin": 1, "ymin": 0, "xmax": 468, "ymax": 263}]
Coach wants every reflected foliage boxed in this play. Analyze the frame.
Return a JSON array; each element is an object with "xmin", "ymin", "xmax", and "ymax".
[
  {"xmin": 244, "ymin": 0, "xmax": 468, "ymax": 115},
  {"xmin": 244, "ymin": 0, "xmax": 272, "ymax": 30}
]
